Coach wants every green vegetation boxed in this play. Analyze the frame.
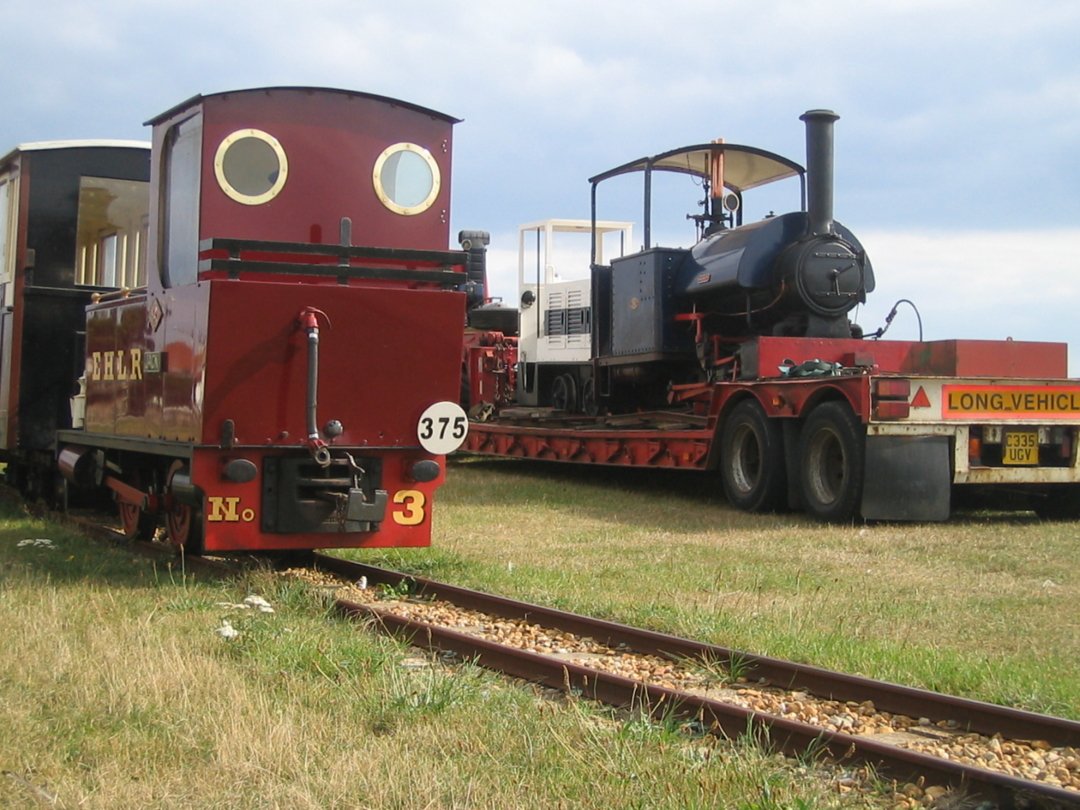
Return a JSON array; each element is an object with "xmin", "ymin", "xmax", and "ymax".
[{"xmin": 1, "ymin": 458, "xmax": 1077, "ymax": 807}]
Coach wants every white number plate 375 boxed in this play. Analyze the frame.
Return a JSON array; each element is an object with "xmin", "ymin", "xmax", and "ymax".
[{"xmin": 417, "ymin": 401, "xmax": 469, "ymax": 454}]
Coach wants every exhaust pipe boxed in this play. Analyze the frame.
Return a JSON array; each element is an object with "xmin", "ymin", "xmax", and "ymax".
[
  {"xmin": 458, "ymin": 230, "xmax": 490, "ymax": 309},
  {"xmin": 800, "ymin": 109, "xmax": 839, "ymax": 236}
]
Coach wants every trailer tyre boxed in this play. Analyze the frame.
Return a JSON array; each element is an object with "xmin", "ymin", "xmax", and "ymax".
[
  {"xmin": 1031, "ymin": 486, "xmax": 1080, "ymax": 520},
  {"xmin": 719, "ymin": 399, "xmax": 786, "ymax": 512},
  {"xmin": 798, "ymin": 401, "xmax": 864, "ymax": 522}
]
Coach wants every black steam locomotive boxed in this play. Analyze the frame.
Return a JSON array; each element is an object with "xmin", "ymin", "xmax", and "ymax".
[{"xmin": 507, "ymin": 109, "xmax": 875, "ymax": 414}]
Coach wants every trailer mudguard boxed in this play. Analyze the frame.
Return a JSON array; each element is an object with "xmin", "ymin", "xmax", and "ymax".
[{"xmin": 861, "ymin": 435, "xmax": 951, "ymax": 521}]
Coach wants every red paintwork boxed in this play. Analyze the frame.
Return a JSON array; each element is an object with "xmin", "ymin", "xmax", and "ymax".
[
  {"xmin": 464, "ymin": 372, "xmax": 872, "ymax": 470},
  {"xmin": 466, "ymin": 423, "xmax": 712, "ymax": 469},
  {"xmin": 709, "ymin": 376, "xmax": 869, "ymax": 422},
  {"xmin": 751, "ymin": 336, "xmax": 1067, "ymax": 378},
  {"xmin": 202, "ymin": 281, "xmax": 462, "ymax": 448},
  {"xmin": 464, "ymin": 333, "xmax": 1072, "ymax": 471},
  {"xmin": 145, "ymin": 88, "xmax": 455, "ymax": 270},
  {"xmin": 82, "ymin": 276, "xmax": 464, "ymax": 552},
  {"xmin": 83, "ymin": 295, "xmax": 152, "ymax": 435},
  {"xmin": 189, "ymin": 447, "xmax": 445, "ymax": 552},
  {"xmin": 85, "ymin": 281, "xmax": 463, "ymax": 446},
  {"xmin": 463, "ymin": 330, "xmax": 517, "ymax": 412},
  {"xmin": 72, "ymin": 88, "xmax": 468, "ymax": 551}
]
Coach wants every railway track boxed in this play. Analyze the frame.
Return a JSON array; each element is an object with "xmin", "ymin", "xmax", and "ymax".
[
  {"xmin": 305, "ymin": 553, "xmax": 1079, "ymax": 809},
  {"xmin": 52, "ymin": 511, "xmax": 1080, "ymax": 807}
]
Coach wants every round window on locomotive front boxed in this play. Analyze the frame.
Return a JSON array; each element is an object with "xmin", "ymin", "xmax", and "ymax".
[
  {"xmin": 372, "ymin": 143, "xmax": 441, "ymax": 216},
  {"xmin": 214, "ymin": 129, "xmax": 288, "ymax": 205}
]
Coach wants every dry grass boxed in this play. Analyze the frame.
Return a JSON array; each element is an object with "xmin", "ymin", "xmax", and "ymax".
[
  {"xmin": 394, "ymin": 458, "xmax": 1080, "ymax": 718},
  {"xmin": 0, "ymin": 498, "xmax": 882, "ymax": 809},
  {"xmin": 2, "ymin": 458, "xmax": 1075, "ymax": 808}
]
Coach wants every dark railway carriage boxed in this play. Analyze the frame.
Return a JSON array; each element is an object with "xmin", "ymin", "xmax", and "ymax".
[
  {"xmin": 19, "ymin": 86, "xmax": 470, "ymax": 553},
  {"xmin": 0, "ymin": 140, "xmax": 151, "ymax": 494}
]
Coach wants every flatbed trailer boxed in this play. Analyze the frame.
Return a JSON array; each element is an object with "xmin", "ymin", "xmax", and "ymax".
[
  {"xmin": 464, "ymin": 334, "xmax": 1080, "ymax": 521},
  {"xmin": 459, "ymin": 111, "xmax": 1080, "ymax": 522}
]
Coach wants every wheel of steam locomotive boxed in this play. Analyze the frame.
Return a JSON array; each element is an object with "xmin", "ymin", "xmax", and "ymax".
[
  {"xmin": 118, "ymin": 471, "xmax": 157, "ymax": 541},
  {"xmin": 165, "ymin": 460, "xmax": 203, "ymax": 553},
  {"xmin": 719, "ymin": 399, "xmax": 786, "ymax": 512},
  {"xmin": 551, "ymin": 374, "xmax": 578, "ymax": 413},
  {"xmin": 797, "ymin": 401, "xmax": 864, "ymax": 521}
]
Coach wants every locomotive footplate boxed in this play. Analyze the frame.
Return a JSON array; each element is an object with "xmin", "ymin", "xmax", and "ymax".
[{"xmin": 262, "ymin": 454, "xmax": 387, "ymax": 533}]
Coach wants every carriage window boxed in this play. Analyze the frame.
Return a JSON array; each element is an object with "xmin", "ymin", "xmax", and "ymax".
[
  {"xmin": 99, "ymin": 233, "xmax": 118, "ymax": 287},
  {"xmin": 75, "ymin": 176, "xmax": 150, "ymax": 288},
  {"xmin": 0, "ymin": 178, "xmax": 12, "ymax": 287},
  {"xmin": 372, "ymin": 142, "xmax": 441, "ymax": 216},
  {"xmin": 214, "ymin": 129, "xmax": 288, "ymax": 205}
]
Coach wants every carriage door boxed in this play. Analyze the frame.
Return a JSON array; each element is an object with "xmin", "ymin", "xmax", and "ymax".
[{"xmin": 0, "ymin": 167, "xmax": 18, "ymax": 448}]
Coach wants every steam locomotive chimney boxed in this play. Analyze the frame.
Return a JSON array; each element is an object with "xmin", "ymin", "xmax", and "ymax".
[{"xmin": 800, "ymin": 109, "xmax": 839, "ymax": 236}]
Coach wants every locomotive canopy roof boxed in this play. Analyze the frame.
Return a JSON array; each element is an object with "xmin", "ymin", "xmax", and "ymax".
[
  {"xmin": 589, "ymin": 143, "xmax": 804, "ymax": 193},
  {"xmin": 144, "ymin": 86, "xmax": 462, "ymax": 126}
]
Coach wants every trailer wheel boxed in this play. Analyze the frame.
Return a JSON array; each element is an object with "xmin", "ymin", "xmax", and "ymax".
[
  {"xmin": 720, "ymin": 399, "xmax": 786, "ymax": 512},
  {"xmin": 798, "ymin": 401, "xmax": 864, "ymax": 521}
]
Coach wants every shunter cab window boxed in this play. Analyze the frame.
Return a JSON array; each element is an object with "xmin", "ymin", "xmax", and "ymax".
[
  {"xmin": 372, "ymin": 142, "xmax": 441, "ymax": 216},
  {"xmin": 74, "ymin": 176, "xmax": 150, "ymax": 288},
  {"xmin": 161, "ymin": 115, "xmax": 202, "ymax": 288},
  {"xmin": 214, "ymin": 128, "xmax": 288, "ymax": 206}
]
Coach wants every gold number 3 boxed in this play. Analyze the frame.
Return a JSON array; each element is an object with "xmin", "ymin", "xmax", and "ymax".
[{"xmin": 392, "ymin": 490, "xmax": 426, "ymax": 526}]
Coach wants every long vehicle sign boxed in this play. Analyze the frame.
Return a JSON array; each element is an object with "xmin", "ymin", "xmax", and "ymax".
[{"xmin": 942, "ymin": 385, "xmax": 1080, "ymax": 419}]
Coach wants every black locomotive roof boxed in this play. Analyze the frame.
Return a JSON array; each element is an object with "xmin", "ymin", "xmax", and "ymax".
[
  {"xmin": 144, "ymin": 86, "xmax": 462, "ymax": 126},
  {"xmin": 1, "ymin": 139, "xmax": 150, "ymax": 167},
  {"xmin": 589, "ymin": 143, "xmax": 804, "ymax": 193}
]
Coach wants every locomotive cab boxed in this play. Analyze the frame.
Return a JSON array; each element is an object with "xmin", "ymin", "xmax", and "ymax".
[
  {"xmin": 585, "ymin": 109, "xmax": 875, "ymax": 410},
  {"xmin": 513, "ymin": 219, "xmax": 633, "ymax": 411}
]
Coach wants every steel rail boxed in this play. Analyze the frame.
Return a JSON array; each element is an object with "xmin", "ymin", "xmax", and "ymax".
[
  {"xmin": 60, "ymin": 512, "xmax": 237, "ymax": 576},
  {"xmin": 316, "ymin": 554, "xmax": 1080, "ymax": 809}
]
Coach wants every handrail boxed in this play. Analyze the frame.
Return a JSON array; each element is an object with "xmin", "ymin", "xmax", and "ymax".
[
  {"xmin": 90, "ymin": 286, "xmax": 146, "ymax": 304},
  {"xmin": 199, "ymin": 237, "xmax": 468, "ymax": 269},
  {"xmin": 198, "ymin": 258, "xmax": 464, "ymax": 286}
]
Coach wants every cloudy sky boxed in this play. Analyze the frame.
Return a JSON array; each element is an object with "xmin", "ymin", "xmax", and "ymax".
[{"xmin": 4, "ymin": 0, "xmax": 1079, "ymax": 370}]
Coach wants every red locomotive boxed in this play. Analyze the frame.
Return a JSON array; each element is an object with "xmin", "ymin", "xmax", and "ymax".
[
  {"xmin": 461, "ymin": 111, "xmax": 1080, "ymax": 521},
  {"xmin": 3, "ymin": 87, "xmax": 470, "ymax": 552}
]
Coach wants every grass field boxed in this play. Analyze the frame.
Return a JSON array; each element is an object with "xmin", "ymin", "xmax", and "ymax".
[
  {"xmin": 417, "ymin": 460, "xmax": 1079, "ymax": 718},
  {"xmin": 1, "ymin": 461, "xmax": 1077, "ymax": 808}
]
